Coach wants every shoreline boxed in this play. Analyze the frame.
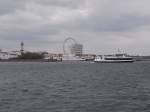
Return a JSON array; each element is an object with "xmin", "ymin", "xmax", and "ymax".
[{"xmin": 0, "ymin": 59, "xmax": 60, "ymax": 62}]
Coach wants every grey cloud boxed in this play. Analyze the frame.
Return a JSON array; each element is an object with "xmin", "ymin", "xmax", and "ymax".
[
  {"xmin": 35, "ymin": 0, "xmax": 86, "ymax": 9},
  {"xmin": 82, "ymin": 14, "xmax": 150, "ymax": 32},
  {"xmin": 0, "ymin": 0, "xmax": 85, "ymax": 16},
  {"xmin": 0, "ymin": 0, "xmax": 150, "ymax": 54},
  {"xmin": 60, "ymin": 0, "xmax": 150, "ymax": 32},
  {"xmin": 0, "ymin": 0, "xmax": 26, "ymax": 15}
]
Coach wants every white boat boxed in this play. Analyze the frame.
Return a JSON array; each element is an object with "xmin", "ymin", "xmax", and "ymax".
[{"xmin": 94, "ymin": 53, "xmax": 134, "ymax": 63}]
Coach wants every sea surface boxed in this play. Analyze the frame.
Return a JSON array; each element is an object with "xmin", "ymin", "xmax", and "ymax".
[{"xmin": 0, "ymin": 61, "xmax": 150, "ymax": 112}]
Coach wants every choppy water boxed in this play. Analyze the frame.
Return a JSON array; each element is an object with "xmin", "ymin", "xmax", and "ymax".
[{"xmin": 0, "ymin": 61, "xmax": 150, "ymax": 112}]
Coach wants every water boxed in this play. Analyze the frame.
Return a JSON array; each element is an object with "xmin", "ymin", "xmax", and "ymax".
[{"xmin": 0, "ymin": 62, "xmax": 150, "ymax": 112}]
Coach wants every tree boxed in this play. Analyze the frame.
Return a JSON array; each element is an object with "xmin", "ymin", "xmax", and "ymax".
[{"xmin": 18, "ymin": 52, "xmax": 44, "ymax": 59}]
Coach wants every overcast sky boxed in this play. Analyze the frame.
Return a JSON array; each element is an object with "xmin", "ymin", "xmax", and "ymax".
[{"xmin": 0, "ymin": 0, "xmax": 150, "ymax": 55}]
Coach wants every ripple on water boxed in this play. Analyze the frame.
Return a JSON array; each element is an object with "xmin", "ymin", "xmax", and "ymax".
[{"xmin": 0, "ymin": 62, "xmax": 150, "ymax": 112}]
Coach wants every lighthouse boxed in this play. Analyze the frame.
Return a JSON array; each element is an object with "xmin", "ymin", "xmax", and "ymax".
[{"xmin": 20, "ymin": 42, "xmax": 24, "ymax": 53}]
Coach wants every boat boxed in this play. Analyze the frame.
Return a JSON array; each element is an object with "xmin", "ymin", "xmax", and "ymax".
[{"xmin": 94, "ymin": 53, "xmax": 134, "ymax": 63}]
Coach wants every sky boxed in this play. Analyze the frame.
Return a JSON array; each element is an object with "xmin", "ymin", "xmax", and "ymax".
[{"xmin": 0, "ymin": 0, "xmax": 150, "ymax": 55}]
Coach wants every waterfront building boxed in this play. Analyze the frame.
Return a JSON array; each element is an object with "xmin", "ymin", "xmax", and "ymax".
[
  {"xmin": 81, "ymin": 54, "xmax": 96, "ymax": 61},
  {"xmin": 9, "ymin": 51, "xmax": 21, "ymax": 59},
  {"xmin": 0, "ymin": 50, "xmax": 20, "ymax": 60},
  {"xmin": 43, "ymin": 52, "xmax": 63, "ymax": 61},
  {"xmin": 71, "ymin": 44, "xmax": 83, "ymax": 56},
  {"xmin": 0, "ymin": 52, "xmax": 9, "ymax": 60}
]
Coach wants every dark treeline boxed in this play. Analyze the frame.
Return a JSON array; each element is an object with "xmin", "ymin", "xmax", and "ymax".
[{"xmin": 18, "ymin": 52, "xmax": 44, "ymax": 59}]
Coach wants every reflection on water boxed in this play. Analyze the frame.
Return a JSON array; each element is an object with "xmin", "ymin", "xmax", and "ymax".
[{"xmin": 0, "ymin": 62, "xmax": 150, "ymax": 112}]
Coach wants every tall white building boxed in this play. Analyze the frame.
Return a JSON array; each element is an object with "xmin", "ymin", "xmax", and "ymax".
[{"xmin": 71, "ymin": 44, "xmax": 83, "ymax": 56}]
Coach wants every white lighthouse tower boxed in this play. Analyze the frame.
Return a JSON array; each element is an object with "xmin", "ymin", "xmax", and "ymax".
[{"xmin": 20, "ymin": 42, "xmax": 24, "ymax": 53}]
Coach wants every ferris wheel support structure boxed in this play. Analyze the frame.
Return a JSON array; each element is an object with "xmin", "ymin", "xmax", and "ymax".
[{"xmin": 63, "ymin": 37, "xmax": 77, "ymax": 55}]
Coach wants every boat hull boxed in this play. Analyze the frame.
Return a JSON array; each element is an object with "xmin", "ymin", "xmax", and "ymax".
[{"xmin": 94, "ymin": 60, "xmax": 134, "ymax": 63}]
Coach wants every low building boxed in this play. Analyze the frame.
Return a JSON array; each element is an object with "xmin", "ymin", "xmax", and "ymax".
[
  {"xmin": 43, "ymin": 52, "xmax": 63, "ymax": 61},
  {"xmin": 0, "ymin": 51, "xmax": 20, "ymax": 60},
  {"xmin": 0, "ymin": 52, "xmax": 9, "ymax": 60},
  {"xmin": 9, "ymin": 51, "xmax": 20, "ymax": 59},
  {"xmin": 81, "ymin": 54, "xmax": 96, "ymax": 61}
]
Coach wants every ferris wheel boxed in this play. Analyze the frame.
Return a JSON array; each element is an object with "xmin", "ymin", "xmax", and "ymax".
[{"xmin": 63, "ymin": 37, "xmax": 77, "ymax": 56}]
